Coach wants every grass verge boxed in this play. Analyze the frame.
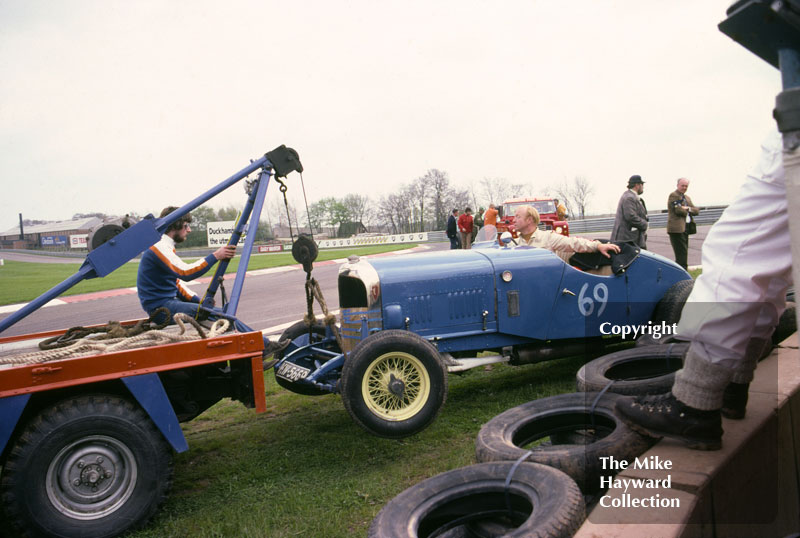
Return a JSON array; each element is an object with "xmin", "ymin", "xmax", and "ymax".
[
  {"xmin": 0, "ymin": 245, "xmax": 418, "ymax": 306},
  {"xmin": 127, "ymin": 356, "xmax": 587, "ymax": 538}
]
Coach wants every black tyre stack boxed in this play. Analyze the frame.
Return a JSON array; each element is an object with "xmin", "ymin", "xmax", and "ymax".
[
  {"xmin": 575, "ymin": 343, "xmax": 688, "ymax": 396},
  {"xmin": 473, "ymin": 392, "xmax": 655, "ymax": 493}
]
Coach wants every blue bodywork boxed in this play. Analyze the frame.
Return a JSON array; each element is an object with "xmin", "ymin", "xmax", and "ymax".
[{"xmin": 277, "ymin": 243, "xmax": 691, "ymax": 393}]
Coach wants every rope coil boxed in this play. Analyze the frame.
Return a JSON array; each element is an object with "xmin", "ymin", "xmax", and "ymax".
[
  {"xmin": 2, "ymin": 314, "xmax": 230, "ymax": 367},
  {"xmin": 38, "ymin": 307, "xmax": 172, "ymax": 350}
]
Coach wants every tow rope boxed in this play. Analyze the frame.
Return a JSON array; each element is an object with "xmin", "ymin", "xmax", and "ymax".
[
  {"xmin": 38, "ymin": 307, "xmax": 172, "ymax": 350},
  {"xmin": 3, "ymin": 314, "xmax": 230, "ymax": 366}
]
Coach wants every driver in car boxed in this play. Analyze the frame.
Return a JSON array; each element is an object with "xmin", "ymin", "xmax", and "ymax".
[{"xmin": 514, "ymin": 205, "xmax": 620, "ymax": 261}]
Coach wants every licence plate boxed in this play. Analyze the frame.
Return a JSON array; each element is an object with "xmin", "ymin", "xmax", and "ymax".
[{"xmin": 276, "ymin": 362, "xmax": 311, "ymax": 382}]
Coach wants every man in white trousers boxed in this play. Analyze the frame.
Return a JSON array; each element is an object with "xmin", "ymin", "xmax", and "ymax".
[{"xmin": 616, "ymin": 128, "xmax": 793, "ymax": 450}]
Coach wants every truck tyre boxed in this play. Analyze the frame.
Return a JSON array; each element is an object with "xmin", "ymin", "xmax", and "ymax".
[
  {"xmin": 576, "ymin": 343, "xmax": 688, "ymax": 396},
  {"xmin": 341, "ymin": 330, "xmax": 447, "ymax": 439},
  {"xmin": 368, "ymin": 461, "xmax": 585, "ymax": 538},
  {"xmin": 637, "ymin": 278, "xmax": 694, "ymax": 346},
  {"xmin": 274, "ymin": 320, "xmax": 330, "ymax": 396},
  {"xmin": 0, "ymin": 394, "xmax": 173, "ymax": 538},
  {"xmin": 474, "ymin": 392, "xmax": 653, "ymax": 491}
]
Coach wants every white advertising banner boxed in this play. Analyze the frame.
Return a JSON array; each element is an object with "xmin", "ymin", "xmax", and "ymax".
[
  {"xmin": 316, "ymin": 232, "xmax": 427, "ymax": 249},
  {"xmin": 207, "ymin": 221, "xmax": 246, "ymax": 247},
  {"xmin": 69, "ymin": 234, "xmax": 88, "ymax": 249},
  {"xmin": 257, "ymin": 245, "xmax": 283, "ymax": 253}
]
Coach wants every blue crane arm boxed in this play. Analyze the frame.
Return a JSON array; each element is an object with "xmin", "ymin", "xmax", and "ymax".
[{"xmin": 0, "ymin": 153, "xmax": 282, "ymax": 335}]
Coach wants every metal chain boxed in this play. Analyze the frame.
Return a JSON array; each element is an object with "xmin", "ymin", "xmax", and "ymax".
[
  {"xmin": 276, "ymin": 177, "xmax": 295, "ymax": 243},
  {"xmin": 299, "ymin": 172, "xmax": 314, "ymax": 241}
]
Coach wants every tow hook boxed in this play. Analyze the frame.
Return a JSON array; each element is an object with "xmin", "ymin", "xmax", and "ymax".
[{"xmin": 388, "ymin": 373, "xmax": 405, "ymax": 397}]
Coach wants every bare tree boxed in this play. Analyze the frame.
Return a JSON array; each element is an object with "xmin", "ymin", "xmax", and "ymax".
[
  {"xmin": 571, "ymin": 176, "xmax": 594, "ymax": 219},
  {"xmin": 409, "ymin": 178, "xmax": 429, "ymax": 232},
  {"xmin": 377, "ymin": 195, "xmax": 399, "ymax": 234},
  {"xmin": 478, "ymin": 177, "xmax": 529, "ymax": 210},
  {"xmin": 451, "ymin": 187, "xmax": 471, "ymax": 215},
  {"xmin": 422, "ymin": 169, "xmax": 451, "ymax": 230},
  {"xmin": 553, "ymin": 175, "xmax": 594, "ymax": 219},
  {"xmin": 373, "ymin": 171, "xmax": 470, "ymax": 233},
  {"xmin": 378, "ymin": 189, "xmax": 415, "ymax": 234}
]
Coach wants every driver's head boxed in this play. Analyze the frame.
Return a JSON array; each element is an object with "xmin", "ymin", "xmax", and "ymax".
[{"xmin": 514, "ymin": 205, "xmax": 540, "ymax": 234}]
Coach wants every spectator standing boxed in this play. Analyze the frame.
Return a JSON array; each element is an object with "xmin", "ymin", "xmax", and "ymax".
[
  {"xmin": 555, "ymin": 199, "xmax": 567, "ymax": 221},
  {"xmin": 483, "ymin": 204, "xmax": 499, "ymax": 227},
  {"xmin": 446, "ymin": 209, "xmax": 460, "ymax": 250},
  {"xmin": 667, "ymin": 177, "xmax": 700, "ymax": 270},
  {"xmin": 458, "ymin": 208, "xmax": 474, "ymax": 250},
  {"xmin": 610, "ymin": 175, "xmax": 649, "ymax": 249},
  {"xmin": 473, "ymin": 208, "xmax": 484, "ymax": 243}
]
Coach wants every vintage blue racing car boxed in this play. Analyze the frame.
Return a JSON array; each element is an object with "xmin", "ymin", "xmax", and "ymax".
[{"xmin": 274, "ymin": 235, "xmax": 692, "ymax": 438}]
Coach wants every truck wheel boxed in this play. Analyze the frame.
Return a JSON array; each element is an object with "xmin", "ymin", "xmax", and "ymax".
[
  {"xmin": 341, "ymin": 330, "xmax": 447, "ymax": 439},
  {"xmin": 576, "ymin": 343, "xmax": 688, "ymax": 396},
  {"xmin": 0, "ymin": 394, "xmax": 173, "ymax": 538},
  {"xmin": 474, "ymin": 392, "xmax": 653, "ymax": 491},
  {"xmin": 638, "ymin": 279, "xmax": 694, "ymax": 346},
  {"xmin": 274, "ymin": 320, "xmax": 330, "ymax": 396},
  {"xmin": 368, "ymin": 462, "xmax": 585, "ymax": 538}
]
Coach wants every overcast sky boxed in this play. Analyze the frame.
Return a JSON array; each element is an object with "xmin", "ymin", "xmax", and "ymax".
[{"xmin": 0, "ymin": 0, "xmax": 782, "ymax": 233}]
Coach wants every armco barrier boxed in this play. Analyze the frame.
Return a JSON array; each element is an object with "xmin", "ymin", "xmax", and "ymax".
[
  {"xmin": 566, "ymin": 206, "xmax": 726, "ymax": 234},
  {"xmin": 317, "ymin": 232, "xmax": 428, "ymax": 249}
]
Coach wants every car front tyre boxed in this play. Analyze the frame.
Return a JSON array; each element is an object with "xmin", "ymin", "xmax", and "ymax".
[{"xmin": 340, "ymin": 330, "xmax": 447, "ymax": 438}]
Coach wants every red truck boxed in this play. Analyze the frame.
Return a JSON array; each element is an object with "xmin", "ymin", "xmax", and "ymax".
[{"xmin": 495, "ymin": 197, "xmax": 569, "ymax": 239}]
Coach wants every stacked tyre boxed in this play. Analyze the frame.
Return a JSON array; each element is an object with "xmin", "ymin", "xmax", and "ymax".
[
  {"xmin": 368, "ymin": 462, "xmax": 586, "ymax": 538},
  {"xmin": 473, "ymin": 392, "xmax": 654, "ymax": 493},
  {"xmin": 575, "ymin": 343, "xmax": 688, "ymax": 396}
]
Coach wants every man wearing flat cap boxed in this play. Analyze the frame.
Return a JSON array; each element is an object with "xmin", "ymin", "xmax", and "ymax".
[{"xmin": 611, "ymin": 175, "xmax": 649, "ymax": 249}]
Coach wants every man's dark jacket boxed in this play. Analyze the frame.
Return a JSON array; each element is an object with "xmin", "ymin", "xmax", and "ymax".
[{"xmin": 446, "ymin": 214, "xmax": 457, "ymax": 238}]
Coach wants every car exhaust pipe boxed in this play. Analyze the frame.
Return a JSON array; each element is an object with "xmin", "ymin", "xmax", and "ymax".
[{"xmin": 511, "ymin": 338, "xmax": 609, "ymax": 365}]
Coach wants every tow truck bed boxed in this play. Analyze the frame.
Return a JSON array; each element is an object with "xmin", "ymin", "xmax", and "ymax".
[{"xmin": 0, "ymin": 323, "xmax": 266, "ymax": 407}]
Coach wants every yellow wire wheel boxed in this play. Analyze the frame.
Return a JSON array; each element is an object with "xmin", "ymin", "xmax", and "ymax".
[
  {"xmin": 361, "ymin": 351, "xmax": 431, "ymax": 421},
  {"xmin": 341, "ymin": 330, "xmax": 448, "ymax": 439}
]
